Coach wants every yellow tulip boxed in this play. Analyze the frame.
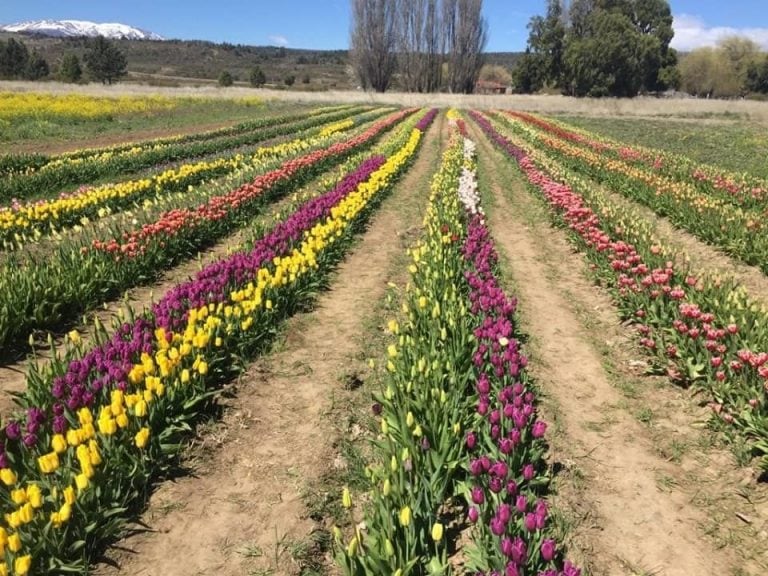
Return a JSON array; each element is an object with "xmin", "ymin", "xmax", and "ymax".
[
  {"xmin": 26, "ymin": 484, "xmax": 42, "ymax": 509},
  {"xmin": 431, "ymin": 522, "xmax": 444, "ymax": 542},
  {"xmin": 75, "ymin": 473, "xmax": 89, "ymax": 492},
  {"xmin": 8, "ymin": 533, "xmax": 21, "ymax": 552},
  {"xmin": 342, "ymin": 487, "xmax": 352, "ymax": 509},
  {"xmin": 18, "ymin": 503, "xmax": 33, "ymax": 524},
  {"xmin": 52, "ymin": 434, "xmax": 68, "ymax": 454},
  {"xmin": 399, "ymin": 506, "xmax": 412, "ymax": 527},
  {"xmin": 135, "ymin": 427, "xmax": 150, "ymax": 449},
  {"xmin": 63, "ymin": 485, "xmax": 76, "ymax": 505},
  {"xmin": 14, "ymin": 555, "xmax": 32, "ymax": 576},
  {"xmin": 0, "ymin": 468, "xmax": 17, "ymax": 486},
  {"xmin": 59, "ymin": 502, "xmax": 72, "ymax": 523}
]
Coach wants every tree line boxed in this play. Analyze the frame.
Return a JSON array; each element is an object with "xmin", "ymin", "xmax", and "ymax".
[
  {"xmin": 514, "ymin": 0, "xmax": 678, "ymax": 97},
  {"xmin": 680, "ymin": 37, "xmax": 768, "ymax": 98},
  {"xmin": 0, "ymin": 36, "xmax": 128, "ymax": 84},
  {"xmin": 350, "ymin": 0, "xmax": 488, "ymax": 93},
  {"xmin": 514, "ymin": 0, "xmax": 768, "ymax": 99}
]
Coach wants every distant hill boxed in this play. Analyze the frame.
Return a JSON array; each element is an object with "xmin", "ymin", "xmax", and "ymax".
[
  {"xmin": 0, "ymin": 32, "xmax": 523, "ymax": 91},
  {"xmin": 0, "ymin": 19, "xmax": 163, "ymax": 40}
]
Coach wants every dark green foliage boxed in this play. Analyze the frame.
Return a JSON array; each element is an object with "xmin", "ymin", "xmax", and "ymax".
[
  {"xmin": 24, "ymin": 50, "xmax": 49, "ymax": 80},
  {"xmin": 512, "ymin": 49, "xmax": 546, "ymax": 93},
  {"xmin": 84, "ymin": 36, "xmax": 127, "ymax": 84},
  {"xmin": 249, "ymin": 66, "xmax": 266, "ymax": 87},
  {"xmin": 59, "ymin": 52, "xmax": 83, "ymax": 83},
  {"xmin": 218, "ymin": 70, "xmax": 234, "ymax": 86},
  {"xmin": 746, "ymin": 56, "xmax": 768, "ymax": 94},
  {"xmin": 516, "ymin": 0, "xmax": 677, "ymax": 97},
  {"xmin": 0, "ymin": 37, "xmax": 30, "ymax": 78},
  {"xmin": 284, "ymin": 74, "xmax": 295, "ymax": 86}
]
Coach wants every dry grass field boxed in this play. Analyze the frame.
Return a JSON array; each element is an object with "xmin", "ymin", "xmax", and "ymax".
[{"xmin": 4, "ymin": 79, "xmax": 768, "ymax": 122}]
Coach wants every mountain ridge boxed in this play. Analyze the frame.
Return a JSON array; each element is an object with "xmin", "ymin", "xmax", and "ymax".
[{"xmin": 0, "ymin": 19, "xmax": 164, "ymax": 41}]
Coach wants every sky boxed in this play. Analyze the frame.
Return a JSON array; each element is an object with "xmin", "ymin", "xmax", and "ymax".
[{"xmin": 1, "ymin": 1, "xmax": 767, "ymax": 52}]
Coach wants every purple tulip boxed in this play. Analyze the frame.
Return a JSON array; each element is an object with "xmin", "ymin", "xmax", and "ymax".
[
  {"xmin": 505, "ymin": 563, "xmax": 520, "ymax": 576},
  {"xmin": 466, "ymin": 431, "xmax": 477, "ymax": 449},
  {"xmin": 498, "ymin": 503, "xmax": 511, "ymax": 523},
  {"xmin": 532, "ymin": 420, "xmax": 547, "ymax": 438},
  {"xmin": 468, "ymin": 506, "xmax": 479, "ymax": 523},
  {"xmin": 490, "ymin": 516, "xmax": 506, "ymax": 536},
  {"xmin": 523, "ymin": 464, "xmax": 535, "ymax": 480},
  {"xmin": 516, "ymin": 494, "xmax": 527, "ymax": 513},
  {"xmin": 471, "ymin": 486, "xmax": 485, "ymax": 505},
  {"xmin": 501, "ymin": 537, "xmax": 514, "ymax": 558},
  {"xmin": 540, "ymin": 538, "xmax": 556, "ymax": 561},
  {"xmin": 524, "ymin": 513, "xmax": 537, "ymax": 532}
]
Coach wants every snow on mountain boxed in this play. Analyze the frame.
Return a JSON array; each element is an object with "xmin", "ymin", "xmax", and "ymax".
[{"xmin": 0, "ymin": 19, "xmax": 164, "ymax": 40}]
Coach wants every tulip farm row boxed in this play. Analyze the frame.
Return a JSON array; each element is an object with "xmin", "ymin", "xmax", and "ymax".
[
  {"xmin": 0, "ymin": 107, "xmax": 390, "ymax": 249},
  {"xmin": 0, "ymin": 107, "xmax": 401, "ymax": 354},
  {"xmin": 0, "ymin": 103, "xmax": 354, "ymax": 179},
  {"xmin": 494, "ymin": 111, "xmax": 768, "ymax": 275},
  {"xmin": 0, "ymin": 106, "xmax": 437, "ymax": 575},
  {"xmin": 0, "ymin": 104, "xmax": 370, "ymax": 203},
  {"xmin": 471, "ymin": 111, "xmax": 768, "ymax": 471},
  {"xmin": 336, "ymin": 112, "xmax": 579, "ymax": 576}
]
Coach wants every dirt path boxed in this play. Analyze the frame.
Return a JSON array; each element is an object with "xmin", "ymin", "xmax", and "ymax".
[
  {"xmin": 92, "ymin": 115, "xmax": 446, "ymax": 576},
  {"xmin": 470, "ymin": 120, "xmax": 768, "ymax": 576},
  {"xmin": 574, "ymin": 177, "xmax": 768, "ymax": 307}
]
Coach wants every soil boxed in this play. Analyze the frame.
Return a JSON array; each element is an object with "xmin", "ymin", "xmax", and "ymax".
[
  {"xmin": 469, "ymin": 119, "xmax": 768, "ymax": 576},
  {"xmin": 92, "ymin": 115, "xmax": 446, "ymax": 576}
]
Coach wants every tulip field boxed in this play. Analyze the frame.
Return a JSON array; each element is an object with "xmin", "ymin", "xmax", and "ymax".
[{"xmin": 0, "ymin": 97, "xmax": 767, "ymax": 575}]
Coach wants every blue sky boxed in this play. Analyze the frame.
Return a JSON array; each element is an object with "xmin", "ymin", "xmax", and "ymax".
[{"xmin": 1, "ymin": 1, "xmax": 767, "ymax": 51}]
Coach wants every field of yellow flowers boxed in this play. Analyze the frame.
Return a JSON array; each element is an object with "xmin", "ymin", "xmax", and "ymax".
[{"xmin": 1, "ymin": 98, "xmax": 768, "ymax": 575}]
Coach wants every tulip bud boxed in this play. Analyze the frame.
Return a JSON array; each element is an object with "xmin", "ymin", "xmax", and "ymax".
[
  {"xmin": 342, "ymin": 487, "xmax": 352, "ymax": 509},
  {"xmin": 431, "ymin": 522, "xmax": 444, "ymax": 542},
  {"xmin": 399, "ymin": 506, "xmax": 412, "ymax": 526},
  {"xmin": 385, "ymin": 539, "xmax": 395, "ymax": 557}
]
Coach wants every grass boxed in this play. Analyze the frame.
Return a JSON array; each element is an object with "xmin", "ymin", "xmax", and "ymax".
[
  {"xmin": 1, "ymin": 96, "xmax": 287, "ymax": 152},
  {"xmin": 554, "ymin": 114, "xmax": 768, "ymax": 179}
]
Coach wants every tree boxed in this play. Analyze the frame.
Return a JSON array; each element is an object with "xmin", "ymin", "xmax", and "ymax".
[
  {"xmin": 524, "ymin": 0, "xmax": 566, "ymax": 89},
  {"xmin": 284, "ymin": 74, "xmax": 295, "ymax": 86},
  {"xmin": 59, "ymin": 53, "xmax": 83, "ymax": 83},
  {"xmin": 718, "ymin": 35, "xmax": 761, "ymax": 94},
  {"xmin": 519, "ymin": 0, "xmax": 677, "ymax": 96},
  {"xmin": 84, "ymin": 37, "xmax": 127, "ymax": 85},
  {"xmin": 746, "ymin": 56, "xmax": 768, "ymax": 94},
  {"xmin": 512, "ymin": 49, "xmax": 546, "ymax": 93},
  {"xmin": 350, "ymin": 0, "xmax": 398, "ymax": 92},
  {"xmin": 24, "ymin": 51, "xmax": 49, "ymax": 80},
  {"xmin": 249, "ymin": 66, "xmax": 266, "ymax": 87},
  {"xmin": 443, "ymin": 0, "xmax": 488, "ymax": 93},
  {"xmin": 563, "ymin": 9, "xmax": 642, "ymax": 97},
  {"xmin": 0, "ymin": 38, "xmax": 30, "ymax": 79},
  {"xmin": 679, "ymin": 48, "xmax": 740, "ymax": 98},
  {"xmin": 218, "ymin": 70, "xmax": 234, "ymax": 86},
  {"xmin": 396, "ymin": 0, "xmax": 442, "ymax": 92}
]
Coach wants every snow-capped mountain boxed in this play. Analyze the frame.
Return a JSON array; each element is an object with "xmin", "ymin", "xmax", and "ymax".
[{"xmin": 0, "ymin": 20, "xmax": 164, "ymax": 40}]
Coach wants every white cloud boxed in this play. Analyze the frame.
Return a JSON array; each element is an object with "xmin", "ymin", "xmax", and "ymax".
[
  {"xmin": 268, "ymin": 34, "xmax": 289, "ymax": 47},
  {"xmin": 672, "ymin": 13, "xmax": 768, "ymax": 51}
]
